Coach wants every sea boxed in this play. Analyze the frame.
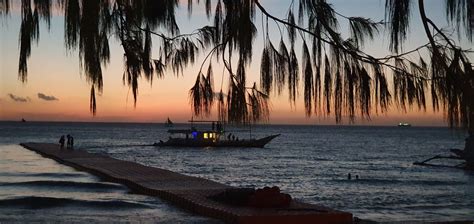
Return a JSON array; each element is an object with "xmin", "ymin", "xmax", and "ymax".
[{"xmin": 0, "ymin": 121, "xmax": 473, "ymax": 223}]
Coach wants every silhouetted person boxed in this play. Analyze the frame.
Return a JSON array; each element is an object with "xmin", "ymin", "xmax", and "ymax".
[
  {"xmin": 70, "ymin": 136, "xmax": 74, "ymax": 149},
  {"xmin": 232, "ymin": 135, "xmax": 235, "ymax": 141},
  {"xmin": 66, "ymin": 134, "xmax": 71, "ymax": 149},
  {"xmin": 227, "ymin": 133, "xmax": 232, "ymax": 140},
  {"xmin": 355, "ymin": 175, "xmax": 359, "ymax": 180},
  {"xmin": 59, "ymin": 135, "xmax": 65, "ymax": 149},
  {"xmin": 347, "ymin": 173, "xmax": 352, "ymax": 180}
]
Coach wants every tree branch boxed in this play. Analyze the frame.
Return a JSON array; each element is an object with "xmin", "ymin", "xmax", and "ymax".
[
  {"xmin": 418, "ymin": 0, "xmax": 446, "ymax": 68},
  {"xmin": 254, "ymin": 0, "xmax": 431, "ymax": 79}
]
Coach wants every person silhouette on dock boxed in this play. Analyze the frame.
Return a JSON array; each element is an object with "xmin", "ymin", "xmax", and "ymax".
[
  {"xmin": 59, "ymin": 135, "xmax": 65, "ymax": 149},
  {"xmin": 66, "ymin": 134, "xmax": 71, "ymax": 149},
  {"xmin": 347, "ymin": 173, "xmax": 352, "ymax": 180},
  {"xmin": 70, "ymin": 136, "xmax": 74, "ymax": 149}
]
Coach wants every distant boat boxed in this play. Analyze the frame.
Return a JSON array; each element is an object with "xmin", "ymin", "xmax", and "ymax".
[
  {"xmin": 21, "ymin": 118, "xmax": 26, "ymax": 122},
  {"xmin": 398, "ymin": 122, "xmax": 411, "ymax": 127},
  {"xmin": 165, "ymin": 117, "xmax": 173, "ymax": 127}
]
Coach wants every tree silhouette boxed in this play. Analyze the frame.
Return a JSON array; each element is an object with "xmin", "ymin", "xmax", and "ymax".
[{"xmin": 0, "ymin": 0, "xmax": 472, "ymax": 135}]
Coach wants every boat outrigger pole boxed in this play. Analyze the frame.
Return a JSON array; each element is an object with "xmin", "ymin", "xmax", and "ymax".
[
  {"xmin": 414, "ymin": 154, "xmax": 466, "ymax": 169},
  {"xmin": 415, "ymin": 101, "xmax": 474, "ymax": 171},
  {"xmin": 415, "ymin": 135, "xmax": 474, "ymax": 171}
]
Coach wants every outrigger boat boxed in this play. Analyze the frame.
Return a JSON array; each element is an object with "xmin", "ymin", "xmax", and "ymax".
[{"xmin": 154, "ymin": 120, "xmax": 280, "ymax": 148}]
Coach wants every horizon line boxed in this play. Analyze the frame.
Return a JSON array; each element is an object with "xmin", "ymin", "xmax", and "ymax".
[{"xmin": 0, "ymin": 119, "xmax": 455, "ymax": 128}]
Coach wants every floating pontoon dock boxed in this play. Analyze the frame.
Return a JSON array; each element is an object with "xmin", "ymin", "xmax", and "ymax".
[{"xmin": 20, "ymin": 143, "xmax": 352, "ymax": 224}]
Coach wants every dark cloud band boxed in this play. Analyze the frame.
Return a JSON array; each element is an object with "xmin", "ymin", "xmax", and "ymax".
[
  {"xmin": 37, "ymin": 93, "xmax": 59, "ymax": 101},
  {"xmin": 8, "ymin": 94, "xmax": 29, "ymax": 102}
]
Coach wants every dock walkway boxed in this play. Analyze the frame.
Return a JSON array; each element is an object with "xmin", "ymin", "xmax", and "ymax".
[{"xmin": 20, "ymin": 143, "xmax": 352, "ymax": 224}]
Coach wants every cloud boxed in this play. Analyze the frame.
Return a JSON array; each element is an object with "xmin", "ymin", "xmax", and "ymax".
[
  {"xmin": 8, "ymin": 94, "xmax": 29, "ymax": 102},
  {"xmin": 37, "ymin": 93, "xmax": 59, "ymax": 101}
]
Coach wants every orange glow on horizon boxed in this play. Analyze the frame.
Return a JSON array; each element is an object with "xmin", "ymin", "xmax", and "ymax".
[{"xmin": 0, "ymin": 1, "xmax": 451, "ymax": 126}]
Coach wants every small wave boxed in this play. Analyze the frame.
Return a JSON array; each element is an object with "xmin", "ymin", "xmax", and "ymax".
[
  {"xmin": 0, "ymin": 196, "xmax": 152, "ymax": 209},
  {"xmin": 398, "ymin": 201, "xmax": 474, "ymax": 211},
  {"xmin": 277, "ymin": 155, "xmax": 331, "ymax": 161},
  {"xmin": 0, "ymin": 172, "xmax": 88, "ymax": 178},
  {"xmin": 0, "ymin": 180, "xmax": 126, "ymax": 191},
  {"xmin": 308, "ymin": 157, "xmax": 331, "ymax": 161},
  {"xmin": 333, "ymin": 178, "xmax": 466, "ymax": 186},
  {"xmin": 408, "ymin": 179, "xmax": 466, "ymax": 186}
]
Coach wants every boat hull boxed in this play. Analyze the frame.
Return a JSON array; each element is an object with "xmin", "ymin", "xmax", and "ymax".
[{"xmin": 154, "ymin": 134, "xmax": 280, "ymax": 148}]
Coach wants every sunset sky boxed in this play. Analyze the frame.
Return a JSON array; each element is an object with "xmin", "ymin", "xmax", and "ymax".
[{"xmin": 0, "ymin": 0, "xmax": 469, "ymax": 125}]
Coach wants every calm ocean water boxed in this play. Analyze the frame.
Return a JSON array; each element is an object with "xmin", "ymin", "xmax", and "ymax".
[{"xmin": 0, "ymin": 121, "xmax": 473, "ymax": 222}]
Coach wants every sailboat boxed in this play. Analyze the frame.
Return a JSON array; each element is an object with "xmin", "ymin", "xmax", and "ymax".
[{"xmin": 165, "ymin": 117, "xmax": 173, "ymax": 127}]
